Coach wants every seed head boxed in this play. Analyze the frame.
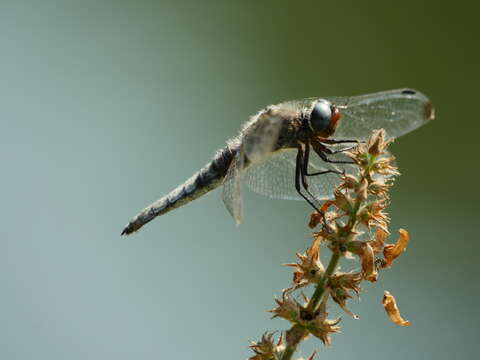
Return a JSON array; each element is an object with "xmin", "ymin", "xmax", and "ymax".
[
  {"xmin": 308, "ymin": 301, "xmax": 341, "ymax": 345},
  {"xmin": 249, "ymin": 332, "xmax": 283, "ymax": 360},
  {"xmin": 285, "ymin": 238, "xmax": 325, "ymax": 289}
]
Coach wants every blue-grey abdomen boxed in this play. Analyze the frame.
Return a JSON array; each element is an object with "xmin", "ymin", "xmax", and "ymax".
[{"xmin": 121, "ymin": 145, "xmax": 237, "ymax": 235}]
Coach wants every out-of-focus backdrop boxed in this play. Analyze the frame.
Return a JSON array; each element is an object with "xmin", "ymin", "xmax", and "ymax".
[{"xmin": 1, "ymin": 1, "xmax": 479, "ymax": 359}]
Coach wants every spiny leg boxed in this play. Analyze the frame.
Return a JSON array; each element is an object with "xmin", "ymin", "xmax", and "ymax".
[
  {"xmin": 320, "ymin": 138, "xmax": 365, "ymax": 144},
  {"xmin": 295, "ymin": 147, "xmax": 323, "ymax": 215},
  {"xmin": 305, "ymin": 169, "xmax": 344, "ymax": 177},
  {"xmin": 297, "ymin": 144, "xmax": 332, "ymax": 225},
  {"xmin": 325, "ymin": 145, "xmax": 358, "ymax": 155},
  {"xmin": 303, "ymin": 141, "xmax": 344, "ymax": 178},
  {"xmin": 301, "ymin": 143, "xmax": 322, "ymax": 200},
  {"xmin": 312, "ymin": 140, "xmax": 355, "ymax": 165}
]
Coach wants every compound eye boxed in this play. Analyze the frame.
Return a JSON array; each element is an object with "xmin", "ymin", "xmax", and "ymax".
[{"xmin": 309, "ymin": 101, "xmax": 332, "ymax": 133}]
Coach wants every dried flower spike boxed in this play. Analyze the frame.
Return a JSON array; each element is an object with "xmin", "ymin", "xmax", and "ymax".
[{"xmin": 251, "ymin": 129, "xmax": 415, "ymax": 360}]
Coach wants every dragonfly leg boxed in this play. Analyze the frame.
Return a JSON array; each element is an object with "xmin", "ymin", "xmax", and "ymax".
[
  {"xmin": 314, "ymin": 147, "xmax": 355, "ymax": 165},
  {"xmin": 305, "ymin": 169, "xmax": 344, "ymax": 177},
  {"xmin": 295, "ymin": 146, "xmax": 323, "ymax": 216},
  {"xmin": 303, "ymin": 141, "xmax": 344, "ymax": 177},
  {"xmin": 311, "ymin": 139, "xmax": 355, "ymax": 165},
  {"xmin": 326, "ymin": 145, "xmax": 357, "ymax": 155},
  {"xmin": 320, "ymin": 138, "xmax": 365, "ymax": 144}
]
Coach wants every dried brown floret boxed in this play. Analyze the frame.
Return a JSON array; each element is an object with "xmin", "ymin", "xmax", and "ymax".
[
  {"xmin": 382, "ymin": 291, "xmax": 410, "ymax": 326},
  {"xmin": 367, "ymin": 179, "xmax": 392, "ymax": 197},
  {"xmin": 285, "ymin": 238, "xmax": 324, "ymax": 289},
  {"xmin": 340, "ymin": 174, "xmax": 360, "ymax": 190},
  {"xmin": 308, "ymin": 212, "xmax": 324, "ymax": 229},
  {"xmin": 308, "ymin": 301, "xmax": 341, "ymax": 345},
  {"xmin": 329, "ymin": 271, "xmax": 363, "ymax": 315},
  {"xmin": 382, "ymin": 229, "xmax": 409, "ymax": 268},
  {"xmin": 249, "ymin": 332, "xmax": 283, "ymax": 360},
  {"xmin": 372, "ymin": 157, "xmax": 400, "ymax": 176},
  {"xmin": 369, "ymin": 228, "xmax": 389, "ymax": 254},
  {"xmin": 333, "ymin": 189, "xmax": 354, "ymax": 214},
  {"xmin": 357, "ymin": 200, "xmax": 389, "ymax": 232},
  {"xmin": 367, "ymin": 129, "xmax": 393, "ymax": 156},
  {"xmin": 347, "ymin": 241, "xmax": 377, "ymax": 282},
  {"xmin": 270, "ymin": 292, "xmax": 301, "ymax": 323},
  {"xmin": 329, "ymin": 287, "xmax": 359, "ymax": 319}
]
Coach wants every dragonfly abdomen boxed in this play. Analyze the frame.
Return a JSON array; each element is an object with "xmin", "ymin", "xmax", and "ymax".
[{"xmin": 121, "ymin": 145, "xmax": 237, "ymax": 235}]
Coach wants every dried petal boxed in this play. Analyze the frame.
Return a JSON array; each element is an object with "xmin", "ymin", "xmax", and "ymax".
[
  {"xmin": 367, "ymin": 129, "xmax": 384, "ymax": 155},
  {"xmin": 369, "ymin": 227, "xmax": 389, "ymax": 254},
  {"xmin": 367, "ymin": 129, "xmax": 392, "ymax": 155},
  {"xmin": 382, "ymin": 229, "xmax": 409, "ymax": 268},
  {"xmin": 382, "ymin": 291, "xmax": 410, "ymax": 326},
  {"xmin": 347, "ymin": 241, "xmax": 377, "ymax": 282}
]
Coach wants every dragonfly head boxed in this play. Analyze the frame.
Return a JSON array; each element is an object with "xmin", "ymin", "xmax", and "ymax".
[{"xmin": 308, "ymin": 99, "xmax": 341, "ymax": 137}]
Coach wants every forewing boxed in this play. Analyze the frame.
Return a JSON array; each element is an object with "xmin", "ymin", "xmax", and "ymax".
[
  {"xmin": 221, "ymin": 149, "xmax": 245, "ymax": 224},
  {"xmin": 325, "ymin": 89, "xmax": 434, "ymax": 140}
]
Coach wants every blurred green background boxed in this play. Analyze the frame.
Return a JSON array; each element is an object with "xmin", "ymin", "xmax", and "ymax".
[{"xmin": 1, "ymin": 0, "xmax": 479, "ymax": 359}]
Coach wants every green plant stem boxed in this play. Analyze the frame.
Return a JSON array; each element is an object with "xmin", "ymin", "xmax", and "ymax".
[
  {"xmin": 280, "ymin": 253, "xmax": 341, "ymax": 360},
  {"xmin": 280, "ymin": 190, "xmax": 363, "ymax": 360},
  {"xmin": 307, "ymin": 252, "xmax": 341, "ymax": 311},
  {"xmin": 281, "ymin": 346, "xmax": 296, "ymax": 360}
]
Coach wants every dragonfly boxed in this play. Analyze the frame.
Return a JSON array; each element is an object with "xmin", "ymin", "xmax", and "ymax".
[{"xmin": 121, "ymin": 88, "xmax": 434, "ymax": 235}]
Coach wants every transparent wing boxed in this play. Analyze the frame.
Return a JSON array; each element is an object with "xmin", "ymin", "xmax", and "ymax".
[
  {"xmin": 221, "ymin": 149, "xmax": 245, "ymax": 224},
  {"xmin": 244, "ymin": 147, "xmax": 359, "ymax": 201},
  {"xmin": 243, "ymin": 149, "xmax": 300, "ymax": 200},
  {"xmin": 286, "ymin": 88, "xmax": 434, "ymax": 140},
  {"xmin": 242, "ymin": 112, "xmax": 283, "ymax": 163}
]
